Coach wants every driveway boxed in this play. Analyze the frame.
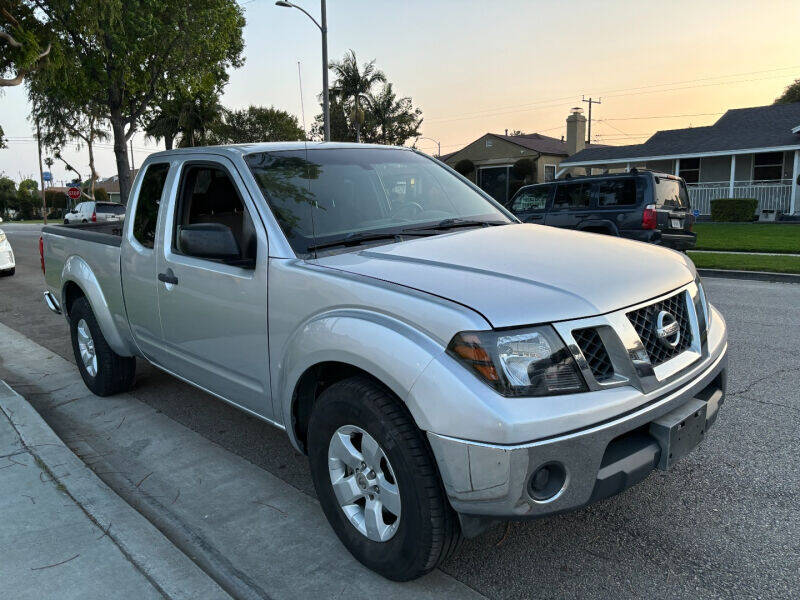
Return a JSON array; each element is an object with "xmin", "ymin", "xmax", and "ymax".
[{"xmin": 1, "ymin": 224, "xmax": 798, "ymax": 599}]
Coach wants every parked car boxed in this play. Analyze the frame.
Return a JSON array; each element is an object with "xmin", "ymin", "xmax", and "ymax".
[
  {"xmin": 0, "ymin": 220, "xmax": 14, "ymax": 276},
  {"xmin": 40, "ymin": 144, "xmax": 727, "ymax": 581},
  {"xmin": 64, "ymin": 201, "xmax": 126, "ymax": 224},
  {"xmin": 506, "ymin": 170, "xmax": 697, "ymax": 250}
]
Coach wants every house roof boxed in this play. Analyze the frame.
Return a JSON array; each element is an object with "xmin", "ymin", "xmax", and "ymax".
[
  {"xmin": 561, "ymin": 102, "xmax": 800, "ymax": 165},
  {"xmin": 489, "ymin": 132, "xmax": 571, "ymax": 156}
]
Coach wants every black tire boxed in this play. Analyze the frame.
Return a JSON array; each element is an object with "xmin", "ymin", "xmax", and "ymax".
[
  {"xmin": 64, "ymin": 219, "xmax": 69, "ymax": 224},
  {"xmin": 82, "ymin": 219, "xmax": 88, "ymax": 223},
  {"xmin": 0, "ymin": 267, "xmax": 13, "ymax": 276},
  {"xmin": 69, "ymin": 296, "xmax": 135, "ymax": 396},
  {"xmin": 308, "ymin": 376, "xmax": 462, "ymax": 581}
]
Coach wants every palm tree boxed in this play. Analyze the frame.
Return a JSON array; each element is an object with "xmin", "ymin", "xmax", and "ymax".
[
  {"xmin": 329, "ymin": 50, "xmax": 386, "ymax": 143},
  {"xmin": 145, "ymin": 88, "xmax": 223, "ymax": 149},
  {"xmin": 366, "ymin": 83, "xmax": 423, "ymax": 146}
]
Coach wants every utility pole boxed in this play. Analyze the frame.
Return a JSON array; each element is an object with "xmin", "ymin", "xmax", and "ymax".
[
  {"xmin": 582, "ymin": 96, "xmax": 602, "ymax": 144},
  {"xmin": 129, "ymin": 139, "xmax": 135, "ymax": 171},
  {"xmin": 36, "ymin": 119, "xmax": 47, "ymax": 225}
]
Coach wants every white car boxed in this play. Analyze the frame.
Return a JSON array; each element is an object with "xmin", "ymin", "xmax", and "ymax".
[
  {"xmin": 0, "ymin": 224, "xmax": 14, "ymax": 276},
  {"xmin": 64, "ymin": 201, "xmax": 126, "ymax": 224}
]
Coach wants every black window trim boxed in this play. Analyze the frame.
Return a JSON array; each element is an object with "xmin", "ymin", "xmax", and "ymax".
[
  {"xmin": 170, "ymin": 159, "xmax": 259, "ymax": 268},
  {"xmin": 131, "ymin": 161, "xmax": 172, "ymax": 250}
]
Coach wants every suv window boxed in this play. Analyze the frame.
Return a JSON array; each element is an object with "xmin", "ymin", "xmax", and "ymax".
[
  {"xmin": 553, "ymin": 182, "xmax": 590, "ymax": 210},
  {"xmin": 511, "ymin": 186, "xmax": 551, "ymax": 212},
  {"xmin": 174, "ymin": 164, "xmax": 257, "ymax": 265},
  {"xmin": 133, "ymin": 163, "xmax": 170, "ymax": 248},
  {"xmin": 654, "ymin": 177, "xmax": 689, "ymax": 209},
  {"xmin": 596, "ymin": 178, "xmax": 637, "ymax": 207},
  {"xmin": 97, "ymin": 203, "xmax": 126, "ymax": 215}
]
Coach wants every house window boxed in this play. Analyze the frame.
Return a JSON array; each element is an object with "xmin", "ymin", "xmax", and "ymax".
[
  {"xmin": 753, "ymin": 152, "xmax": 784, "ymax": 181},
  {"xmin": 679, "ymin": 157, "xmax": 700, "ymax": 183},
  {"xmin": 485, "ymin": 138, "xmax": 493, "ymax": 148},
  {"xmin": 544, "ymin": 164, "xmax": 556, "ymax": 181}
]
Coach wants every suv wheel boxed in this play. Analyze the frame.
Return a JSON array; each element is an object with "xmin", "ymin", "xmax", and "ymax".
[
  {"xmin": 69, "ymin": 297, "xmax": 135, "ymax": 396},
  {"xmin": 308, "ymin": 376, "xmax": 462, "ymax": 581}
]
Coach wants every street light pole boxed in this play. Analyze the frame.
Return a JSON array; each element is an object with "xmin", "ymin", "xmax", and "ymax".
[{"xmin": 276, "ymin": 0, "xmax": 330, "ymax": 141}]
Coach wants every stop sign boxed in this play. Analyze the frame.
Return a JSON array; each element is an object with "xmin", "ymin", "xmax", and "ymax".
[{"xmin": 67, "ymin": 187, "xmax": 81, "ymax": 200}]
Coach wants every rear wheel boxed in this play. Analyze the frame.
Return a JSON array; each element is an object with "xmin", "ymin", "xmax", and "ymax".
[
  {"xmin": 69, "ymin": 297, "xmax": 135, "ymax": 396},
  {"xmin": 0, "ymin": 267, "xmax": 14, "ymax": 277},
  {"xmin": 308, "ymin": 376, "xmax": 461, "ymax": 581}
]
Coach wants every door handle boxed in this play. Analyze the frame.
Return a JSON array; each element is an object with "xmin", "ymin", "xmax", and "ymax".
[{"xmin": 158, "ymin": 270, "xmax": 178, "ymax": 285}]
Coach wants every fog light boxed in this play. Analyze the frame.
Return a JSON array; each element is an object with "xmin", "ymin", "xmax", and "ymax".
[{"xmin": 529, "ymin": 462, "xmax": 566, "ymax": 501}]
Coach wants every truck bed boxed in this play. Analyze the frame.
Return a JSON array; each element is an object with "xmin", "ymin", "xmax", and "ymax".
[{"xmin": 41, "ymin": 222, "xmax": 129, "ymax": 351}]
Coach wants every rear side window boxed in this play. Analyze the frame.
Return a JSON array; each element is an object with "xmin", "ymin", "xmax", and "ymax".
[
  {"xmin": 596, "ymin": 179, "xmax": 637, "ymax": 207},
  {"xmin": 553, "ymin": 182, "xmax": 590, "ymax": 210},
  {"xmin": 511, "ymin": 186, "xmax": 551, "ymax": 212},
  {"xmin": 133, "ymin": 163, "xmax": 170, "ymax": 248}
]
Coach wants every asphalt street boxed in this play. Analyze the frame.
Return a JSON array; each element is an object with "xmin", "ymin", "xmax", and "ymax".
[{"xmin": 1, "ymin": 223, "xmax": 798, "ymax": 599}]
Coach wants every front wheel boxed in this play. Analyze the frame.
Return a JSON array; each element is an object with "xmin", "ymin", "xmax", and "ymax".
[
  {"xmin": 69, "ymin": 297, "xmax": 135, "ymax": 396},
  {"xmin": 308, "ymin": 376, "xmax": 461, "ymax": 581}
]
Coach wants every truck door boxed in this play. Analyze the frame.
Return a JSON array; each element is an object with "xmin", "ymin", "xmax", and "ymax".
[
  {"xmin": 120, "ymin": 162, "xmax": 172, "ymax": 359},
  {"xmin": 154, "ymin": 157, "xmax": 272, "ymax": 419}
]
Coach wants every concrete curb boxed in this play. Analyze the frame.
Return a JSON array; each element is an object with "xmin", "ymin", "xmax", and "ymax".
[
  {"xmin": 0, "ymin": 381, "xmax": 233, "ymax": 600},
  {"xmin": 697, "ymin": 268, "xmax": 800, "ymax": 284}
]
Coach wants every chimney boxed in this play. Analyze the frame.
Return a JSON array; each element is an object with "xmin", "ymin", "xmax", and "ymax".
[
  {"xmin": 505, "ymin": 128, "xmax": 508, "ymax": 136},
  {"xmin": 566, "ymin": 107, "xmax": 586, "ymax": 156}
]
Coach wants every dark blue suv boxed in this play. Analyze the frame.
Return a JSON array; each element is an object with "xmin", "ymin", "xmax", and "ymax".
[{"xmin": 506, "ymin": 170, "xmax": 697, "ymax": 250}]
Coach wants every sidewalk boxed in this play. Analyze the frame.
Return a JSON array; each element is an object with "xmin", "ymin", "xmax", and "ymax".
[
  {"xmin": 0, "ymin": 322, "xmax": 484, "ymax": 599},
  {"xmin": 0, "ymin": 381, "xmax": 230, "ymax": 600}
]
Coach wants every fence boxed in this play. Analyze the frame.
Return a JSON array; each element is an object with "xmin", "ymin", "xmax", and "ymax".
[{"xmin": 687, "ymin": 180, "xmax": 793, "ymax": 216}]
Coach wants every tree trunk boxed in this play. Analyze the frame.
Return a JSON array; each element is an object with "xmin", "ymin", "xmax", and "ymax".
[
  {"xmin": 165, "ymin": 134, "xmax": 174, "ymax": 151},
  {"xmin": 88, "ymin": 128, "xmax": 97, "ymax": 200},
  {"xmin": 110, "ymin": 112, "xmax": 132, "ymax": 204}
]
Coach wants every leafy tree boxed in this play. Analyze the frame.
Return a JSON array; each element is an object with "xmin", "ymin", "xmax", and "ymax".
[
  {"xmin": 28, "ymin": 74, "xmax": 108, "ymax": 199},
  {"xmin": 310, "ymin": 94, "xmax": 355, "ymax": 142},
  {"xmin": 0, "ymin": 2, "xmax": 52, "ymax": 87},
  {"xmin": 329, "ymin": 50, "xmax": 386, "ymax": 143},
  {"xmin": 209, "ymin": 106, "xmax": 305, "ymax": 144},
  {"xmin": 0, "ymin": 124, "xmax": 5, "ymax": 148},
  {"xmin": 14, "ymin": 177, "xmax": 38, "ymax": 219},
  {"xmin": 775, "ymin": 79, "xmax": 800, "ymax": 104},
  {"xmin": 0, "ymin": 175, "xmax": 15, "ymax": 216},
  {"xmin": 44, "ymin": 187, "xmax": 66, "ymax": 210},
  {"xmin": 29, "ymin": 0, "xmax": 245, "ymax": 203},
  {"xmin": 94, "ymin": 188, "xmax": 109, "ymax": 203},
  {"xmin": 363, "ymin": 83, "xmax": 422, "ymax": 145}
]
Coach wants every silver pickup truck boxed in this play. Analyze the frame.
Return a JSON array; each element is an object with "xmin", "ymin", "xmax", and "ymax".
[{"xmin": 41, "ymin": 143, "xmax": 727, "ymax": 581}]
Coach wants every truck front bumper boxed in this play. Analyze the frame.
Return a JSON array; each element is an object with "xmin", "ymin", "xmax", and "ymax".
[{"xmin": 427, "ymin": 341, "xmax": 727, "ymax": 522}]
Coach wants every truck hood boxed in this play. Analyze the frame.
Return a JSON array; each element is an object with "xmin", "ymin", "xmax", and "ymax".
[{"xmin": 313, "ymin": 224, "xmax": 696, "ymax": 328}]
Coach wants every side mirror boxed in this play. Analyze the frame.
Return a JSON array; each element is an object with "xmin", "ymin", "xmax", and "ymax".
[{"xmin": 179, "ymin": 223, "xmax": 242, "ymax": 262}]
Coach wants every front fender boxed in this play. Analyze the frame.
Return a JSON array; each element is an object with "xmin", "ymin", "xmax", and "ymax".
[
  {"xmin": 276, "ymin": 308, "xmax": 444, "ymax": 450},
  {"xmin": 61, "ymin": 255, "xmax": 137, "ymax": 357}
]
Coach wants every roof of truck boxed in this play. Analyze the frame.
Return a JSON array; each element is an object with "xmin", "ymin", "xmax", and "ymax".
[{"xmin": 146, "ymin": 141, "xmax": 412, "ymax": 159}]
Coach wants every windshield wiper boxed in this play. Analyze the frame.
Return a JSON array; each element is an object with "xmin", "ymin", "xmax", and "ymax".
[
  {"xmin": 401, "ymin": 218, "xmax": 509, "ymax": 233},
  {"xmin": 307, "ymin": 230, "xmax": 431, "ymax": 252}
]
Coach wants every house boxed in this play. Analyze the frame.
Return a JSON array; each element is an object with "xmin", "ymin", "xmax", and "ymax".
[
  {"xmin": 558, "ymin": 102, "xmax": 800, "ymax": 216},
  {"xmin": 443, "ymin": 108, "xmax": 604, "ymax": 204},
  {"xmin": 96, "ymin": 170, "xmax": 139, "ymax": 204}
]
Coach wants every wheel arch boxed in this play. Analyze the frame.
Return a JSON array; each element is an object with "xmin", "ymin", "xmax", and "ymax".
[
  {"xmin": 60, "ymin": 255, "xmax": 137, "ymax": 356},
  {"xmin": 277, "ymin": 310, "xmax": 445, "ymax": 453},
  {"xmin": 578, "ymin": 219, "xmax": 619, "ymax": 236}
]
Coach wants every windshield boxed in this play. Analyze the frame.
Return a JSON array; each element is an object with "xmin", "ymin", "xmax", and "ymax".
[
  {"xmin": 654, "ymin": 177, "xmax": 690, "ymax": 209},
  {"xmin": 245, "ymin": 148, "xmax": 512, "ymax": 255}
]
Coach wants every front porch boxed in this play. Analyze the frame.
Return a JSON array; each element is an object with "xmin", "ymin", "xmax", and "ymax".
[{"xmin": 687, "ymin": 179, "xmax": 794, "ymax": 216}]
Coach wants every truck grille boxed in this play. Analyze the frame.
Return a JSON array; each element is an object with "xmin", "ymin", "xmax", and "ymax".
[
  {"xmin": 572, "ymin": 328, "xmax": 614, "ymax": 382},
  {"xmin": 627, "ymin": 292, "xmax": 692, "ymax": 366}
]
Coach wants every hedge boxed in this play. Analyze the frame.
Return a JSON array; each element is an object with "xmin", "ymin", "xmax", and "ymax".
[
  {"xmin": 710, "ymin": 198, "xmax": 758, "ymax": 222},
  {"xmin": 454, "ymin": 159, "xmax": 475, "ymax": 176}
]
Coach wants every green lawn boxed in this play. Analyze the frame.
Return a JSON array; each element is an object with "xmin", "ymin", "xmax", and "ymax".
[
  {"xmin": 693, "ymin": 223, "xmax": 800, "ymax": 254},
  {"xmin": 688, "ymin": 251, "xmax": 800, "ymax": 274}
]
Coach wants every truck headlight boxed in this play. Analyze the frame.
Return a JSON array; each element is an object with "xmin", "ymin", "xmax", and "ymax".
[{"xmin": 447, "ymin": 326, "xmax": 587, "ymax": 397}]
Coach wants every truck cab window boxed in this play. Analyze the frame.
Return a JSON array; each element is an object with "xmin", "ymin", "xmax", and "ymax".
[
  {"xmin": 174, "ymin": 165, "xmax": 257, "ymax": 264},
  {"xmin": 133, "ymin": 163, "xmax": 170, "ymax": 248}
]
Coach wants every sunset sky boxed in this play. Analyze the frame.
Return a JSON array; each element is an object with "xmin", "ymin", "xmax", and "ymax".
[{"xmin": 2, "ymin": 0, "xmax": 800, "ymax": 184}]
